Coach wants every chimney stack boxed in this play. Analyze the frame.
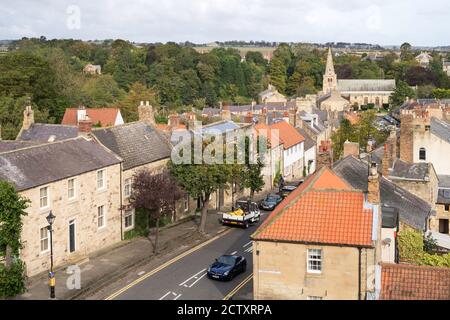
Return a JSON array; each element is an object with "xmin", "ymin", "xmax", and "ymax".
[
  {"xmin": 220, "ymin": 109, "xmax": 231, "ymax": 121},
  {"xmin": 168, "ymin": 114, "xmax": 181, "ymax": 128},
  {"xmin": 382, "ymin": 143, "xmax": 391, "ymax": 177},
  {"xmin": 343, "ymin": 140, "xmax": 359, "ymax": 158},
  {"xmin": 288, "ymin": 108, "xmax": 297, "ymax": 127},
  {"xmin": 389, "ymin": 129, "xmax": 397, "ymax": 165},
  {"xmin": 399, "ymin": 113, "xmax": 414, "ymax": 163},
  {"xmin": 368, "ymin": 162, "xmax": 380, "ymax": 204},
  {"xmin": 22, "ymin": 105, "xmax": 34, "ymax": 131},
  {"xmin": 78, "ymin": 115, "xmax": 92, "ymax": 137},
  {"xmin": 258, "ymin": 107, "xmax": 267, "ymax": 125},
  {"xmin": 77, "ymin": 105, "xmax": 87, "ymax": 123},
  {"xmin": 244, "ymin": 112, "xmax": 253, "ymax": 124},
  {"xmin": 138, "ymin": 101, "xmax": 156, "ymax": 125},
  {"xmin": 316, "ymin": 140, "xmax": 333, "ymax": 169}
]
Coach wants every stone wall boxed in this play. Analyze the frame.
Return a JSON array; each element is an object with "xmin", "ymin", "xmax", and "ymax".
[{"xmin": 20, "ymin": 163, "xmax": 122, "ymax": 277}]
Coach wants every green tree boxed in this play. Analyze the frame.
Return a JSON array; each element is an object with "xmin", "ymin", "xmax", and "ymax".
[
  {"xmin": 0, "ymin": 181, "xmax": 29, "ymax": 297},
  {"xmin": 81, "ymin": 74, "xmax": 125, "ymax": 107},
  {"xmin": 268, "ymin": 58, "xmax": 287, "ymax": 93},
  {"xmin": 389, "ymin": 80, "xmax": 416, "ymax": 108},
  {"xmin": 118, "ymin": 82, "xmax": 159, "ymax": 122}
]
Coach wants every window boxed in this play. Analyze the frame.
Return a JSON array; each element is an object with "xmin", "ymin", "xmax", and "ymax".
[
  {"xmin": 68, "ymin": 178, "xmax": 76, "ymax": 199},
  {"xmin": 307, "ymin": 249, "xmax": 322, "ymax": 273},
  {"xmin": 40, "ymin": 227, "xmax": 49, "ymax": 252},
  {"xmin": 307, "ymin": 296, "xmax": 323, "ymax": 300},
  {"xmin": 419, "ymin": 148, "xmax": 426, "ymax": 161},
  {"xmin": 445, "ymin": 204, "xmax": 450, "ymax": 212},
  {"xmin": 97, "ymin": 205, "xmax": 105, "ymax": 229},
  {"xmin": 40, "ymin": 187, "xmax": 49, "ymax": 208},
  {"xmin": 124, "ymin": 178, "xmax": 132, "ymax": 197},
  {"xmin": 124, "ymin": 209, "xmax": 134, "ymax": 229},
  {"xmin": 184, "ymin": 194, "xmax": 189, "ymax": 212},
  {"xmin": 97, "ymin": 170, "xmax": 106, "ymax": 190}
]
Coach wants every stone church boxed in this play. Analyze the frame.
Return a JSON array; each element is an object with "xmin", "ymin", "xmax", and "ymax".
[{"xmin": 319, "ymin": 48, "xmax": 396, "ymax": 111}]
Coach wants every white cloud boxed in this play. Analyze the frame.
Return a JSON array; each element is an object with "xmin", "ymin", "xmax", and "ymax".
[{"xmin": 0, "ymin": 0, "xmax": 448, "ymax": 46}]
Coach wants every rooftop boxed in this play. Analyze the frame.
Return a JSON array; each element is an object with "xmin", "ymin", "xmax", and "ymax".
[
  {"xmin": 0, "ymin": 137, "xmax": 121, "ymax": 191},
  {"xmin": 92, "ymin": 121, "xmax": 171, "ymax": 171},
  {"xmin": 61, "ymin": 108, "xmax": 121, "ymax": 127},
  {"xmin": 252, "ymin": 167, "xmax": 374, "ymax": 247},
  {"xmin": 337, "ymin": 79, "xmax": 396, "ymax": 92},
  {"xmin": 17, "ymin": 123, "xmax": 78, "ymax": 143},
  {"xmin": 381, "ymin": 263, "xmax": 450, "ymax": 300},
  {"xmin": 269, "ymin": 121, "xmax": 305, "ymax": 149}
]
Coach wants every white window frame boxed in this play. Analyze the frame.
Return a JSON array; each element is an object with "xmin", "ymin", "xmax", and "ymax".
[
  {"xmin": 124, "ymin": 178, "xmax": 132, "ymax": 198},
  {"xmin": 307, "ymin": 249, "xmax": 323, "ymax": 274},
  {"xmin": 39, "ymin": 186, "xmax": 50, "ymax": 209},
  {"xmin": 184, "ymin": 194, "xmax": 189, "ymax": 212},
  {"xmin": 97, "ymin": 169, "xmax": 106, "ymax": 190},
  {"xmin": 68, "ymin": 178, "xmax": 76, "ymax": 200},
  {"xmin": 40, "ymin": 226, "xmax": 50, "ymax": 253},
  {"xmin": 97, "ymin": 205, "xmax": 106, "ymax": 229},
  {"xmin": 68, "ymin": 219, "xmax": 77, "ymax": 253},
  {"xmin": 124, "ymin": 209, "xmax": 134, "ymax": 230}
]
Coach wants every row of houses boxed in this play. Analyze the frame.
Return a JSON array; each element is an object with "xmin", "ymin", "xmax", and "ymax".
[{"xmin": 250, "ymin": 98, "xmax": 450, "ymax": 300}]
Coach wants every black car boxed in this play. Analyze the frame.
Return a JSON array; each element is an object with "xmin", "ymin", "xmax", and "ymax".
[
  {"xmin": 278, "ymin": 185, "xmax": 297, "ymax": 198},
  {"xmin": 259, "ymin": 193, "xmax": 283, "ymax": 210},
  {"xmin": 207, "ymin": 255, "xmax": 247, "ymax": 281}
]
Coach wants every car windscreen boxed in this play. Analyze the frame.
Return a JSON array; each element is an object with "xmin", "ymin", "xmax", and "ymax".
[{"xmin": 217, "ymin": 256, "xmax": 236, "ymax": 266}]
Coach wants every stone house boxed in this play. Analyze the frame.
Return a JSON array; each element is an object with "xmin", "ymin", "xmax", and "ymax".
[
  {"xmin": 252, "ymin": 166, "xmax": 382, "ymax": 300},
  {"xmin": 83, "ymin": 63, "xmax": 102, "ymax": 75},
  {"xmin": 415, "ymin": 52, "xmax": 432, "ymax": 68},
  {"xmin": 443, "ymin": 61, "xmax": 450, "ymax": 77},
  {"xmin": 0, "ymin": 137, "xmax": 123, "ymax": 277},
  {"xmin": 258, "ymin": 84, "xmax": 287, "ymax": 105}
]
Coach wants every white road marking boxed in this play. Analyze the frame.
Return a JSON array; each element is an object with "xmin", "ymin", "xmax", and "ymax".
[
  {"xmin": 243, "ymin": 241, "xmax": 252, "ymax": 248},
  {"xmin": 137, "ymin": 271, "xmax": 145, "ymax": 276},
  {"xmin": 174, "ymin": 294, "xmax": 182, "ymax": 300},
  {"xmin": 179, "ymin": 268, "xmax": 206, "ymax": 286},
  {"xmin": 230, "ymin": 251, "xmax": 237, "ymax": 255},
  {"xmin": 244, "ymin": 246, "xmax": 253, "ymax": 253},
  {"xmin": 159, "ymin": 291, "xmax": 171, "ymax": 300},
  {"xmin": 188, "ymin": 272, "xmax": 207, "ymax": 288}
]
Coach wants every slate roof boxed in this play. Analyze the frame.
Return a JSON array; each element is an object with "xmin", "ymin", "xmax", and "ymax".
[
  {"xmin": 431, "ymin": 117, "xmax": 450, "ymax": 143},
  {"xmin": 390, "ymin": 159, "xmax": 430, "ymax": 181},
  {"xmin": 17, "ymin": 123, "xmax": 78, "ymax": 142},
  {"xmin": 337, "ymin": 79, "xmax": 396, "ymax": 92},
  {"xmin": 0, "ymin": 141, "xmax": 40, "ymax": 153},
  {"xmin": 201, "ymin": 120, "xmax": 241, "ymax": 135},
  {"xmin": 0, "ymin": 138, "xmax": 121, "ymax": 191},
  {"xmin": 296, "ymin": 127, "xmax": 316, "ymax": 151},
  {"xmin": 437, "ymin": 188, "xmax": 450, "ymax": 205},
  {"xmin": 92, "ymin": 122, "xmax": 171, "ymax": 171},
  {"xmin": 438, "ymin": 175, "xmax": 450, "ymax": 188},
  {"xmin": 333, "ymin": 156, "xmax": 432, "ymax": 230},
  {"xmin": 380, "ymin": 263, "xmax": 450, "ymax": 300},
  {"xmin": 252, "ymin": 167, "xmax": 374, "ymax": 247}
]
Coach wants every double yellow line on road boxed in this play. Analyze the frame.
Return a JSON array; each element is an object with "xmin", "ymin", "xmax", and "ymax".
[
  {"xmin": 223, "ymin": 273, "xmax": 253, "ymax": 300},
  {"xmin": 105, "ymin": 228, "xmax": 234, "ymax": 300}
]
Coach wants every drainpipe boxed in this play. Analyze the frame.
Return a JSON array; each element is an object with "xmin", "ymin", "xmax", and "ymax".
[
  {"xmin": 119, "ymin": 163, "xmax": 124, "ymax": 241},
  {"xmin": 358, "ymin": 247, "xmax": 362, "ymax": 300}
]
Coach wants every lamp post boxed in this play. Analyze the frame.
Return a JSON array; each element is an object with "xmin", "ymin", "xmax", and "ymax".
[{"xmin": 46, "ymin": 211, "xmax": 56, "ymax": 299}]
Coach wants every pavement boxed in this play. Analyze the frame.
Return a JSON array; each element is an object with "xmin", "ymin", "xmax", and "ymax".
[{"xmin": 19, "ymin": 214, "xmax": 227, "ymax": 300}]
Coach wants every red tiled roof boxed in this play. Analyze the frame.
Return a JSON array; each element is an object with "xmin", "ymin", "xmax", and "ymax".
[
  {"xmin": 254, "ymin": 123, "xmax": 282, "ymax": 148},
  {"xmin": 252, "ymin": 167, "xmax": 374, "ymax": 247},
  {"xmin": 269, "ymin": 121, "xmax": 305, "ymax": 149},
  {"xmin": 381, "ymin": 263, "xmax": 450, "ymax": 300},
  {"xmin": 61, "ymin": 108, "xmax": 120, "ymax": 127},
  {"xmin": 155, "ymin": 123, "xmax": 187, "ymax": 131}
]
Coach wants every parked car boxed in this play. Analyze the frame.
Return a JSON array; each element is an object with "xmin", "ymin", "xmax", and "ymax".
[
  {"xmin": 207, "ymin": 255, "xmax": 247, "ymax": 281},
  {"xmin": 259, "ymin": 193, "xmax": 283, "ymax": 211},
  {"xmin": 278, "ymin": 185, "xmax": 297, "ymax": 198},
  {"xmin": 222, "ymin": 200, "xmax": 260, "ymax": 228}
]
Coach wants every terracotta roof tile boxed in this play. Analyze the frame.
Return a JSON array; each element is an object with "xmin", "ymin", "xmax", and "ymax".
[
  {"xmin": 62, "ymin": 108, "xmax": 119, "ymax": 127},
  {"xmin": 381, "ymin": 263, "xmax": 450, "ymax": 300},
  {"xmin": 252, "ymin": 167, "xmax": 373, "ymax": 247},
  {"xmin": 268, "ymin": 121, "xmax": 305, "ymax": 149}
]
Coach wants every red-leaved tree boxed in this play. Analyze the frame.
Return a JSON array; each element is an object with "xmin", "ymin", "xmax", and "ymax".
[{"xmin": 129, "ymin": 169, "xmax": 183, "ymax": 253}]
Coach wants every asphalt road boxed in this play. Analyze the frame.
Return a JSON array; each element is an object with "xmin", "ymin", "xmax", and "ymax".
[{"xmin": 107, "ymin": 211, "xmax": 270, "ymax": 300}]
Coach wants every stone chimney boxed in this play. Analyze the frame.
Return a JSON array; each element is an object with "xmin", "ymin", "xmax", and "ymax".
[
  {"xmin": 382, "ymin": 143, "xmax": 391, "ymax": 177},
  {"xmin": 168, "ymin": 113, "xmax": 180, "ymax": 128},
  {"xmin": 78, "ymin": 115, "xmax": 93, "ymax": 137},
  {"xmin": 22, "ymin": 105, "xmax": 34, "ymax": 131},
  {"xmin": 389, "ymin": 129, "xmax": 397, "ymax": 165},
  {"xmin": 186, "ymin": 113, "xmax": 196, "ymax": 130},
  {"xmin": 316, "ymin": 140, "xmax": 333, "ymax": 169},
  {"xmin": 368, "ymin": 162, "xmax": 380, "ymax": 204},
  {"xmin": 251, "ymin": 100, "xmax": 256, "ymax": 113},
  {"xmin": 244, "ymin": 112, "xmax": 253, "ymax": 124},
  {"xmin": 399, "ymin": 113, "xmax": 414, "ymax": 163},
  {"xmin": 343, "ymin": 140, "xmax": 359, "ymax": 158},
  {"xmin": 288, "ymin": 108, "xmax": 297, "ymax": 127},
  {"xmin": 138, "ymin": 101, "xmax": 156, "ymax": 125}
]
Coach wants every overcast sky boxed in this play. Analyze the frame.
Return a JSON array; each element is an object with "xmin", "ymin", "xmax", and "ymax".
[{"xmin": 0, "ymin": 0, "xmax": 449, "ymax": 46}]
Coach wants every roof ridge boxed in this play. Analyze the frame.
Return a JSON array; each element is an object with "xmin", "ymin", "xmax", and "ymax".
[{"xmin": 0, "ymin": 136, "xmax": 86, "ymax": 155}]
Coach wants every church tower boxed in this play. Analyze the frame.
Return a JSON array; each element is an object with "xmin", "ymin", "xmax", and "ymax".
[{"xmin": 322, "ymin": 47, "xmax": 338, "ymax": 94}]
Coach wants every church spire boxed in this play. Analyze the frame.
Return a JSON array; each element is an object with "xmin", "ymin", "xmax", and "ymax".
[
  {"xmin": 322, "ymin": 47, "xmax": 338, "ymax": 94},
  {"xmin": 325, "ymin": 47, "xmax": 335, "ymax": 76}
]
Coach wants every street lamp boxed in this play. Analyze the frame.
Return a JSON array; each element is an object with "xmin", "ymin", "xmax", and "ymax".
[{"xmin": 46, "ymin": 211, "xmax": 56, "ymax": 299}]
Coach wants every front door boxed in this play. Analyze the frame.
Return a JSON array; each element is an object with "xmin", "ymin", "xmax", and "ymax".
[
  {"xmin": 439, "ymin": 219, "xmax": 449, "ymax": 234},
  {"xmin": 69, "ymin": 219, "xmax": 76, "ymax": 253}
]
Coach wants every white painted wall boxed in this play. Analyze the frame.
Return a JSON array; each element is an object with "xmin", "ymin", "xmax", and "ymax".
[
  {"xmin": 115, "ymin": 110, "xmax": 125, "ymax": 125},
  {"xmin": 283, "ymin": 142, "xmax": 304, "ymax": 169},
  {"xmin": 304, "ymin": 145, "xmax": 316, "ymax": 175},
  {"xmin": 413, "ymin": 131, "xmax": 450, "ymax": 176},
  {"xmin": 381, "ymin": 228, "xmax": 396, "ymax": 263}
]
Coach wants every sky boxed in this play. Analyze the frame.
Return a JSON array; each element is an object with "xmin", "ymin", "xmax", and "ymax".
[{"xmin": 0, "ymin": 0, "xmax": 449, "ymax": 46}]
